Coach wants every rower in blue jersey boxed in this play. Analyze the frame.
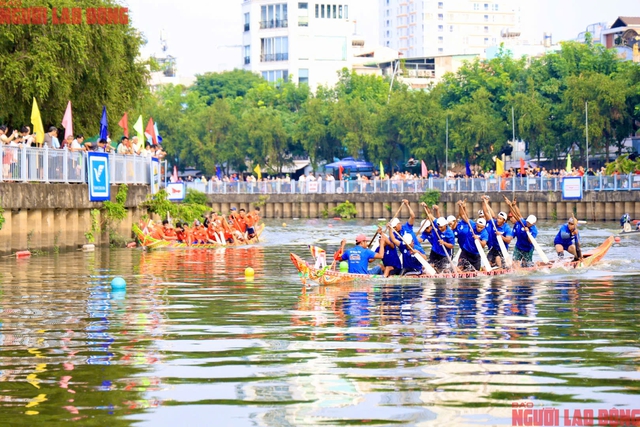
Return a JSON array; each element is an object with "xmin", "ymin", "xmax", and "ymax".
[
  {"xmin": 481, "ymin": 196, "xmax": 514, "ymax": 268},
  {"xmin": 339, "ymin": 233, "xmax": 384, "ymax": 275},
  {"xmin": 387, "ymin": 220, "xmax": 424, "ymax": 276},
  {"xmin": 389, "ymin": 199, "xmax": 426, "ymax": 256},
  {"xmin": 456, "ymin": 201, "xmax": 489, "ymax": 272},
  {"xmin": 554, "ymin": 218, "xmax": 579, "ymax": 260},
  {"xmin": 418, "ymin": 216, "xmax": 455, "ymax": 272},
  {"xmin": 512, "ymin": 215, "xmax": 538, "ymax": 267},
  {"xmin": 375, "ymin": 224, "xmax": 403, "ymax": 277}
]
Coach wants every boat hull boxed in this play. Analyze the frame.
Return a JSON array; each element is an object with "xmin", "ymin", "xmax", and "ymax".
[
  {"xmin": 291, "ymin": 236, "xmax": 614, "ymax": 285},
  {"xmin": 134, "ymin": 223, "xmax": 265, "ymax": 249}
]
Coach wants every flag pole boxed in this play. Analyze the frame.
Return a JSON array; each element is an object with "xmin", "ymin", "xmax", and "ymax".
[
  {"xmin": 445, "ymin": 116, "xmax": 449, "ymax": 175},
  {"xmin": 511, "ymin": 106, "xmax": 516, "ymax": 143}
]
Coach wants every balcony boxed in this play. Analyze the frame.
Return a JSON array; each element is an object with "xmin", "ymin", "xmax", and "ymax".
[
  {"xmin": 244, "ymin": 23, "xmax": 250, "ymax": 31},
  {"xmin": 244, "ymin": 56, "xmax": 250, "ymax": 65},
  {"xmin": 259, "ymin": 19, "xmax": 288, "ymax": 29},
  {"xmin": 261, "ymin": 53, "xmax": 289, "ymax": 62}
]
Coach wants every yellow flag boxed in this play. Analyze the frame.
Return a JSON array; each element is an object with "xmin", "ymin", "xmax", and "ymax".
[
  {"xmin": 566, "ymin": 154, "xmax": 572, "ymax": 173},
  {"xmin": 133, "ymin": 115, "xmax": 144, "ymax": 141},
  {"xmin": 495, "ymin": 157, "xmax": 504, "ymax": 176},
  {"xmin": 254, "ymin": 164, "xmax": 262, "ymax": 180},
  {"xmin": 31, "ymin": 98, "xmax": 45, "ymax": 146},
  {"xmin": 379, "ymin": 161, "xmax": 384, "ymax": 178}
]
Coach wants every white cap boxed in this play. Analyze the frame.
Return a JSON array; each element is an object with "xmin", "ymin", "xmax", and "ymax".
[
  {"xmin": 498, "ymin": 211, "xmax": 508, "ymax": 220},
  {"xmin": 421, "ymin": 219, "xmax": 432, "ymax": 229},
  {"xmin": 477, "ymin": 218, "xmax": 486, "ymax": 226},
  {"xmin": 437, "ymin": 217, "xmax": 448, "ymax": 227},
  {"xmin": 389, "ymin": 217, "xmax": 400, "ymax": 228},
  {"xmin": 478, "ymin": 210, "xmax": 485, "ymax": 217},
  {"xmin": 402, "ymin": 233, "xmax": 413, "ymax": 245},
  {"xmin": 447, "ymin": 215, "xmax": 457, "ymax": 223},
  {"xmin": 526, "ymin": 215, "xmax": 537, "ymax": 225}
]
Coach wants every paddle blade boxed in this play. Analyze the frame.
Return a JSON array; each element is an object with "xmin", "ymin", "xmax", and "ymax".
[
  {"xmin": 475, "ymin": 239, "xmax": 492, "ymax": 271},
  {"xmin": 414, "ymin": 252, "xmax": 437, "ymax": 275},
  {"xmin": 527, "ymin": 231, "xmax": 549, "ymax": 263}
]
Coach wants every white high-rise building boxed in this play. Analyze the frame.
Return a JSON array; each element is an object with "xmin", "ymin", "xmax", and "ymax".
[
  {"xmin": 242, "ymin": 0, "xmax": 354, "ymax": 89},
  {"xmin": 379, "ymin": 0, "xmax": 519, "ymax": 57}
]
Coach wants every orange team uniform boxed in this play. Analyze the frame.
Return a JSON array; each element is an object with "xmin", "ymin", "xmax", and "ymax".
[
  {"xmin": 150, "ymin": 226, "xmax": 165, "ymax": 241},
  {"xmin": 176, "ymin": 228, "xmax": 187, "ymax": 243},
  {"xmin": 163, "ymin": 226, "xmax": 178, "ymax": 241},
  {"xmin": 206, "ymin": 225, "xmax": 219, "ymax": 242},
  {"xmin": 193, "ymin": 225, "xmax": 208, "ymax": 243}
]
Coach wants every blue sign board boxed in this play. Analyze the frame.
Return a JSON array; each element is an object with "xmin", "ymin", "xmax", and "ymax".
[
  {"xmin": 88, "ymin": 152, "xmax": 110, "ymax": 202},
  {"xmin": 562, "ymin": 176, "xmax": 582, "ymax": 200}
]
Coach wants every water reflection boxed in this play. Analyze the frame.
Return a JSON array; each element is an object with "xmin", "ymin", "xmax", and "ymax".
[{"xmin": 0, "ymin": 235, "xmax": 638, "ymax": 425}]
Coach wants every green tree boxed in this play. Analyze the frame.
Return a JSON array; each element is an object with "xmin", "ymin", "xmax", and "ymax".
[
  {"xmin": 191, "ymin": 69, "xmax": 263, "ymax": 105},
  {"xmin": 0, "ymin": 0, "xmax": 149, "ymax": 135}
]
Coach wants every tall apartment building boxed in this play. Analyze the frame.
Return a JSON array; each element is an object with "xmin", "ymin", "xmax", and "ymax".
[
  {"xmin": 379, "ymin": 0, "xmax": 519, "ymax": 57},
  {"xmin": 242, "ymin": 0, "xmax": 354, "ymax": 89}
]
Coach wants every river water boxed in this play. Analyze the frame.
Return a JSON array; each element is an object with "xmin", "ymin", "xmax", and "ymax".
[{"xmin": 0, "ymin": 219, "xmax": 638, "ymax": 426}]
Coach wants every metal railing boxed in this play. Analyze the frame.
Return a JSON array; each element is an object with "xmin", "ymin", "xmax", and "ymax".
[
  {"xmin": 0, "ymin": 145, "xmax": 156, "ymax": 185},
  {"xmin": 183, "ymin": 174, "xmax": 640, "ymax": 195},
  {"xmin": 259, "ymin": 19, "xmax": 288, "ymax": 29},
  {"xmin": 260, "ymin": 52, "xmax": 289, "ymax": 62}
]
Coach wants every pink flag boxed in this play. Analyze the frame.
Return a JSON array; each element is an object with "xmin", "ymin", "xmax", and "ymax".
[
  {"xmin": 172, "ymin": 165, "xmax": 178, "ymax": 182},
  {"xmin": 421, "ymin": 160, "xmax": 428, "ymax": 178},
  {"xmin": 61, "ymin": 101, "xmax": 73, "ymax": 140}
]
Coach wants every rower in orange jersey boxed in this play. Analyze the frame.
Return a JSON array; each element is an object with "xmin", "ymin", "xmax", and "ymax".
[
  {"xmin": 181, "ymin": 222, "xmax": 194, "ymax": 246},
  {"xmin": 246, "ymin": 207, "xmax": 261, "ymax": 238},
  {"xmin": 175, "ymin": 222, "xmax": 187, "ymax": 243},
  {"xmin": 192, "ymin": 220, "xmax": 208, "ymax": 244},
  {"xmin": 162, "ymin": 220, "xmax": 178, "ymax": 241},
  {"xmin": 150, "ymin": 221, "xmax": 165, "ymax": 241}
]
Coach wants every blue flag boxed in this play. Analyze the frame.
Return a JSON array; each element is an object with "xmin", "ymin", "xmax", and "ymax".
[
  {"xmin": 216, "ymin": 165, "xmax": 222, "ymax": 180},
  {"xmin": 465, "ymin": 159, "xmax": 471, "ymax": 177},
  {"xmin": 154, "ymin": 122, "xmax": 163, "ymax": 145},
  {"xmin": 99, "ymin": 106, "xmax": 108, "ymax": 141}
]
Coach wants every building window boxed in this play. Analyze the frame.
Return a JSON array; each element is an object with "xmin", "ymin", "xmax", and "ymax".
[
  {"xmin": 438, "ymin": 1, "xmax": 443, "ymax": 8},
  {"xmin": 449, "ymin": 25, "xmax": 453, "ymax": 32},
  {"xmin": 492, "ymin": 3, "xmax": 498, "ymax": 10},
  {"xmin": 386, "ymin": 19, "xmax": 390, "ymax": 27},
  {"xmin": 438, "ymin": 13, "xmax": 443, "ymax": 20},
  {"xmin": 320, "ymin": 4, "xmax": 324, "ymax": 18},
  {"xmin": 261, "ymin": 36, "xmax": 289, "ymax": 61},
  {"xmin": 484, "ymin": 3, "xmax": 488, "ymax": 10},
  {"xmin": 484, "ymin": 37, "xmax": 489, "ymax": 45},
  {"xmin": 344, "ymin": 5, "xmax": 348, "ymax": 19},
  {"xmin": 326, "ymin": 4, "xmax": 330, "ymax": 18},
  {"xmin": 315, "ymin": 4, "xmax": 319, "ymax": 17},
  {"xmin": 386, "ymin": 40, "xmax": 390, "ymax": 46},
  {"xmin": 261, "ymin": 70, "xmax": 289, "ymax": 83},
  {"xmin": 244, "ymin": 45, "xmax": 250, "ymax": 64},
  {"xmin": 386, "ymin": 9, "xmax": 389, "ymax": 16},
  {"xmin": 438, "ymin": 48, "xmax": 443, "ymax": 53},
  {"xmin": 386, "ymin": 30, "xmax": 390, "ymax": 37},
  {"xmin": 244, "ymin": 13, "xmax": 250, "ymax": 31},
  {"xmin": 473, "ymin": 3, "xmax": 479, "ymax": 10},
  {"xmin": 260, "ymin": 4, "xmax": 288, "ymax": 29},
  {"xmin": 484, "ymin": 26, "xmax": 488, "ymax": 33},
  {"xmin": 438, "ymin": 36, "xmax": 443, "ymax": 43},
  {"xmin": 333, "ymin": 4, "xmax": 336, "ymax": 18},
  {"xmin": 484, "ymin": 14, "xmax": 488, "ymax": 22},
  {"xmin": 438, "ymin": 25, "xmax": 443, "ymax": 32},
  {"xmin": 339, "ymin": 5, "xmax": 343, "ymax": 18},
  {"xmin": 298, "ymin": 2, "xmax": 308, "ymax": 26},
  {"xmin": 299, "ymin": 68, "xmax": 309, "ymax": 85}
]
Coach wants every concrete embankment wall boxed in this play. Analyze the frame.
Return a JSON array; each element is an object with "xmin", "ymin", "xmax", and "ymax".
[
  {"xmin": 0, "ymin": 183, "xmax": 148, "ymax": 255},
  {"xmin": 209, "ymin": 191, "xmax": 640, "ymax": 222}
]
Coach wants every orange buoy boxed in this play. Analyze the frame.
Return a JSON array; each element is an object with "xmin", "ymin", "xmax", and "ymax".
[
  {"xmin": 615, "ymin": 236, "xmax": 621, "ymax": 243},
  {"xmin": 16, "ymin": 251, "xmax": 31, "ymax": 259}
]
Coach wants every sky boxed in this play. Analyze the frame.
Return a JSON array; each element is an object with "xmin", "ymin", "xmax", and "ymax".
[{"xmin": 123, "ymin": 0, "xmax": 640, "ymax": 77}]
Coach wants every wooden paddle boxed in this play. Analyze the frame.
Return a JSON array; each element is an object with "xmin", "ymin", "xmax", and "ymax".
[
  {"xmin": 481, "ymin": 197, "xmax": 512, "ymax": 269},
  {"xmin": 390, "ymin": 227, "xmax": 437, "ymax": 275},
  {"xmin": 460, "ymin": 202, "xmax": 492, "ymax": 271},
  {"xmin": 423, "ymin": 204, "xmax": 459, "ymax": 273},
  {"xmin": 572, "ymin": 213, "xmax": 583, "ymax": 261},
  {"xmin": 503, "ymin": 195, "xmax": 550, "ymax": 264}
]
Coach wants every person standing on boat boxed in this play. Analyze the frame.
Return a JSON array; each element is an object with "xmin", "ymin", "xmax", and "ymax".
[
  {"xmin": 339, "ymin": 234, "xmax": 384, "ymax": 275},
  {"xmin": 554, "ymin": 218, "xmax": 579, "ymax": 260},
  {"xmin": 481, "ymin": 197, "xmax": 513, "ymax": 268},
  {"xmin": 456, "ymin": 201, "xmax": 489, "ymax": 271},
  {"xmin": 511, "ymin": 215, "xmax": 538, "ymax": 267}
]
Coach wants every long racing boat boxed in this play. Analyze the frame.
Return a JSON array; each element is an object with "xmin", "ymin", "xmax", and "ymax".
[
  {"xmin": 291, "ymin": 236, "xmax": 614, "ymax": 285},
  {"xmin": 134, "ymin": 223, "xmax": 265, "ymax": 250}
]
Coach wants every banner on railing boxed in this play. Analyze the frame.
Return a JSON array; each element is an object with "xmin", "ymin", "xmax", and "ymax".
[
  {"xmin": 88, "ymin": 152, "xmax": 110, "ymax": 202},
  {"xmin": 562, "ymin": 176, "xmax": 582, "ymax": 200},
  {"xmin": 150, "ymin": 157, "xmax": 161, "ymax": 194},
  {"xmin": 166, "ymin": 182, "xmax": 185, "ymax": 201}
]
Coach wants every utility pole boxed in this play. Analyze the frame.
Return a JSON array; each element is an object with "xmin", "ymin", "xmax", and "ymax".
[
  {"xmin": 585, "ymin": 101, "xmax": 589, "ymax": 170},
  {"xmin": 511, "ymin": 106, "xmax": 516, "ymax": 142},
  {"xmin": 445, "ymin": 116, "xmax": 449, "ymax": 175}
]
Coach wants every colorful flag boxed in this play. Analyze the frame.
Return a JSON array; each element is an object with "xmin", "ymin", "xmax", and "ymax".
[
  {"xmin": 172, "ymin": 165, "xmax": 178, "ymax": 182},
  {"xmin": 379, "ymin": 160, "xmax": 384, "ymax": 178},
  {"xmin": 520, "ymin": 158, "xmax": 525, "ymax": 176},
  {"xmin": 118, "ymin": 113, "xmax": 129, "ymax": 138},
  {"xmin": 566, "ymin": 154, "xmax": 572, "ymax": 173},
  {"xmin": 421, "ymin": 160, "xmax": 428, "ymax": 178},
  {"xmin": 99, "ymin": 106, "xmax": 108, "ymax": 141},
  {"xmin": 496, "ymin": 158, "xmax": 504, "ymax": 176},
  {"xmin": 465, "ymin": 159, "xmax": 472, "ymax": 177},
  {"xmin": 254, "ymin": 164, "xmax": 262, "ymax": 180},
  {"xmin": 61, "ymin": 101, "xmax": 73, "ymax": 140},
  {"xmin": 145, "ymin": 118, "xmax": 157, "ymax": 145},
  {"xmin": 338, "ymin": 165, "xmax": 344, "ymax": 180},
  {"xmin": 31, "ymin": 98, "xmax": 45, "ymax": 146},
  {"xmin": 309, "ymin": 245, "xmax": 327, "ymax": 268},
  {"xmin": 133, "ymin": 115, "xmax": 144, "ymax": 141},
  {"xmin": 216, "ymin": 165, "xmax": 222, "ymax": 180},
  {"xmin": 154, "ymin": 122, "xmax": 163, "ymax": 145}
]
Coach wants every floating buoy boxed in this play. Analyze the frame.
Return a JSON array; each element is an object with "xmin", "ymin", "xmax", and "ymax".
[
  {"xmin": 16, "ymin": 251, "xmax": 31, "ymax": 259},
  {"xmin": 282, "ymin": 223, "xmax": 287, "ymax": 227},
  {"xmin": 245, "ymin": 267, "xmax": 255, "ymax": 277},
  {"xmin": 339, "ymin": 261, "xmax": 348, "ymax": 272},
  {"xmin": 82, "ymin": 244, "xmax": 95, "ymax": 252},
  {"xmin": 615, "ymin": 236, "xmax": 621, "ymax": 243},
  {"xmin": 333, "ymin": 217, "xmax": 342, "ymax": 221},
  {"xmin": 126, "ymin": 242, "xmax": 137, "ymax": 248},
  {"xmin": 110, "ymin": 277, "xmax": 126, "ymax": 290}
]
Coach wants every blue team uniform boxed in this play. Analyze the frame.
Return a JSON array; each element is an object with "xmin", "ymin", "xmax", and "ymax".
[
  {"xmin": 486, "ymin": 221, "xmax": 513, "ymax": 251},
  {"xmin": 342, "ymin": 246, "xmax": 380, "ymax": 274},
  {"xmin": 458, "ymin": 220, "xmax": 489, "ymax": 255},
  {"xmin": 422, "ymin": 227, "xmax": 455, "ymax": 257},
  {"xmin": 554, "ymin": 224, "xmax": 575, "ymax": 250},
  {"xmin": 513, "ymin": 222, "xmax": 538, "ymax": 252},
  {"xmin": 401, "ymin": 221, "xmax": 425, "ymax": 255}
]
